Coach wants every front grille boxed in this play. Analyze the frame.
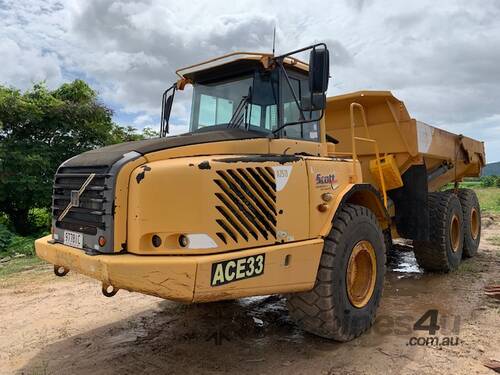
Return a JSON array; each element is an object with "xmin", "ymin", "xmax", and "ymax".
[
  {"xmin": 214, "ymin": 167, "xmax": 277, "ymax": 244},
  {"xmin": 52, "ymin": 166, "xmax": 110, "ymax": 235}
]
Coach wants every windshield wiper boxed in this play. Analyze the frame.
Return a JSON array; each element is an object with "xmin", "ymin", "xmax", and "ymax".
[{"xmin": 227, "ymin": 87, "xmax": 252, "ymax": 129}]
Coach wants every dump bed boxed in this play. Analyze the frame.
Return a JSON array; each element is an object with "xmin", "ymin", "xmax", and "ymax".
[{"xmin": 324, "ymin": 91, "xmax": 485, "ymax": 191}]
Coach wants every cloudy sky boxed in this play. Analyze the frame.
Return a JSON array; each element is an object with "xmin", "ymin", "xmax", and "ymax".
[{"xmin": 1, "ymin": 0, "xmax": 499, "ymax": 161}]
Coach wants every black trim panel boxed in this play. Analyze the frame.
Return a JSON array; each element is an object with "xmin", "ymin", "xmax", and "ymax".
[
  {"xmin": 387, "ymin": 165, "xmax": 429, "ymax": 241},
  {"xmin": 64, "ymin": 129, "xmax": 268, "ymax": 168}
]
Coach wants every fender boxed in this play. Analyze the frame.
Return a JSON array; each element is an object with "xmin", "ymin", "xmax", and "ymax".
[{"xmin": 320, "ymin": 183, "xmax": 390, "ymax": 237}]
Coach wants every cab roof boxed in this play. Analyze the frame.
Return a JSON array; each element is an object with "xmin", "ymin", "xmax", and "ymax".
[{"xmin": 176, "ymin": 52, "xmax": 309, "ymax": 83}]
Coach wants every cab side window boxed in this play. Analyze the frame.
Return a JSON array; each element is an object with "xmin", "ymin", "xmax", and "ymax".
[{"xmin": 281, "ymin": 76, "xmax": 319, "ymax": 142}]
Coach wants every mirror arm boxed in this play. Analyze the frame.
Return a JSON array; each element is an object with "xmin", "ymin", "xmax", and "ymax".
[{"xmin": 273, "ymin": 42, "xmax": 327, "ymax": 60}]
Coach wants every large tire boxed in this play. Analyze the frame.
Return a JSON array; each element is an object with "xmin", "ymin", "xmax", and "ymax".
[
  {"xmin": 413, "ymin": 192, "xmax": 463, "ymax": 272},
  {"xmin": 454, "ymin": 189, "xmax": 481, "ymax": 258},
  {"xmin": 287, "ymin": 204, "xmax": 386, "ymax": 341}
]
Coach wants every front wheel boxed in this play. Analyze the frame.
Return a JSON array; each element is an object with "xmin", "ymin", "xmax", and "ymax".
[{"xmin": 287, "ymin": 204, "xmax": 386, "ymax": 341}]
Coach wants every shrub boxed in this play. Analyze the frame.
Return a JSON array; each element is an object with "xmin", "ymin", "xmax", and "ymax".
[
  {"xmin": 481, "ymin": 175, "xmax": 498, "ymax": 187},
  {"xmin": 28, "ymin": 208, "xmax": 51, "ymax": 234},
  {"xmin": 0, "ymin": 223, "xmax": 14, "ymax": 252},
  {"xmin": 6, "ymin": 236, "xmax": 36, "ymax": 256}
]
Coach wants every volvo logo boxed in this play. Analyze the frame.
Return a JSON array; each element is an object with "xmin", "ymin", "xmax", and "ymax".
[{"xmin": 70, "ymin": 190, "xmax": 80, "ymax": 207}]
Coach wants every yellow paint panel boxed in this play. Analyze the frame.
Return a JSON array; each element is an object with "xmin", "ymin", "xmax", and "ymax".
[
  {"xmin": 127, "ymin": 155, "xmax": 310, "ymax": 255},
  {"xmin": 36, "ymin": 235, "xmax": 323, "ymax": 303},
  {"xmin": 35, "ymin": 236, "xmax": 196, "ymax": 302},
  {"xmin": 193, "ymin": 239, "xmax": 323, "ymax": 302},
  {"xmin": 324, "ymin": 90, "xmax": 484, "ymax": 190},
  {"xmin": 305, "ymin": 159, "xmax": 360, "ymax": 237}
]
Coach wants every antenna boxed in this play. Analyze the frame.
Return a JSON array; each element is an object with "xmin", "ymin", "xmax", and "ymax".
[{"xmin": 272, "ymin": 26, "xmax": 276, "ymax": 55}]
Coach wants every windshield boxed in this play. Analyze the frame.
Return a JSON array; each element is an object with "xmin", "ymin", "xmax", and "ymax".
[{"xmin": 189, "ymin": 68, "xmax": 319, "ymax": 141}]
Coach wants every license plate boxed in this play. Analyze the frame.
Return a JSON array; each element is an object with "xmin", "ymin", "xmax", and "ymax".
[
  {"xmin": 63, "ymin": 230, "xmax": 83, "ymax": 249},
  {"xmin": 211, "ymin": 254, "xmax": 265, "ymax": 287}
]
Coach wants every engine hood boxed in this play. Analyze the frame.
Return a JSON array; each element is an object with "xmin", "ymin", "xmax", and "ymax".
[{"xmin": 64, "ymin": 128, "xmax": 268, "ymax": 169}]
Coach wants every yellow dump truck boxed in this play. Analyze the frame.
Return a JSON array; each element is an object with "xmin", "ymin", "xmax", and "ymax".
[{"xmin": 35, "ymin": 44, "xmax": 485, "ymax": 341}]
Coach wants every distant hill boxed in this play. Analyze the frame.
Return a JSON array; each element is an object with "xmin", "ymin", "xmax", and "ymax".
[{"xmin": 483, "ymin": 162, "xmax": 500, "ymax": 176}]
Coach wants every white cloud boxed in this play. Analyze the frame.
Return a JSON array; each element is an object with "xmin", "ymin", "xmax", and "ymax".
[
  {"xmin": 0, "ymin": 37, "xmax": 63, "ymax": 89},
  {"xmin": 0, "ymin": 0, "xmax": 499, "ymax": 162}
]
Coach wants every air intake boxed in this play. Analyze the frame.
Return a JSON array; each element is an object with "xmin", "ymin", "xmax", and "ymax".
[{"xmin": 214, "ymin": 167, "xmax": 277, "ymax": 243}]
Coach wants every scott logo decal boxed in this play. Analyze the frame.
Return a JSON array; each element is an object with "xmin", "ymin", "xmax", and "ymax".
[{"xmin": 315, "ymin": 173, "xmax": 337, "ymax": 189}]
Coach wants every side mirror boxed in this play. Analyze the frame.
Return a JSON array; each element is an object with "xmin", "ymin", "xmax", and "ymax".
[
  {"xmin": 160, "ymin": 84, "xmax": 176, "ymax": 136},
  {"xmin": 309, "ymin": 46, "xmax": 329, "ymax": 93},
  {"xmin": 163, "ymin": 94, "xmax": 174, "ymax": 123},
  {"xmin": 308, "ymin": 46, "xmax": 329, "ymax": 110}
]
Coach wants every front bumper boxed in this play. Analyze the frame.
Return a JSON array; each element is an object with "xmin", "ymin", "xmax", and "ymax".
[{"xmin": 35, "ymin": 235, "xmax": 323, "ymax": 303}]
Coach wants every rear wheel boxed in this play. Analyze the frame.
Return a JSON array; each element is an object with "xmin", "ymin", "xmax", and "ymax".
[
  {"xmin": 286, "ymin": 204, "xmax": 386, "ymax": 341},
  {"xmin": 413, "ymin": 192, "xmax": 463, "ymax": 272},
  {"xmin": 453, "ymin": 189, "xmax": 481, "ymax": 258}
]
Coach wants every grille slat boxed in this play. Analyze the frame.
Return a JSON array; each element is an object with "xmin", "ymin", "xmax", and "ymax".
[
  {"xmin": 219, "ymin": 170, "xmax": 277, "ymax": 227},
  {"xmin": 215, "ymin": 206, "xmax": 249, "ymax": 241},
  {"xmin": 231, "ymin": 169, "xmax": 277, "ymax": 217},
  {"xmin": 256, "ymin": 167, "xmax": 276, "ymax": 190},
  {"xmin": 237, "ymin": 168, "xmax": 277, "ymax": 211},
  {"xmin": 265, "ymin": 167, "xmax": 276, "ymax": 182},
  {"xmin": 216, "ymin": 219, "xmax": 238, "ymax": 242},
  {"xmin": 216, "ymin": 201, "xmax": 258, "ymax": 241},
  {"xmin": 214, "ymin": 167, "xmax": 277, "ymax": 243},
  {"xmin": 215, "ymin": 186, "xmax": 268, "ymax": 239},
  {"xmin": 52, "ymin": 206, "xmax": 106, "ymax": 216},
  {"xmin": 56, "ymin": 173, "xmax": 110, "ymax": 178},
  {"xmin": 53, "ymin": 184, "xmax": 106, "ymax": 191},
  {"xmin": 53, "ymin": 195, "xmax": 105, "ymax": 204},
  {"xmin": 247, "ymin": 168, "xmax": 275, "ymax": 200}
]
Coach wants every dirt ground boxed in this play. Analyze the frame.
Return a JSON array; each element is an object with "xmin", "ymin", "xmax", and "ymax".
[{"xmin": 1, "ymin": 217, "xmax": 499, "ymax": 375}]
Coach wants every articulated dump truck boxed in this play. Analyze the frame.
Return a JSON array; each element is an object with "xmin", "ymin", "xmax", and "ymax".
[{"xmin": 35, "ymin": 44, "xmax": 485, "ymax": 341}]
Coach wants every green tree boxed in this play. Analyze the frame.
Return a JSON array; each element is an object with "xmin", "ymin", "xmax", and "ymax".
[
  {"xmin": 142, "ymin": 127, "xmax": 159, "ymax": 139},
  {"xmin": 109, "ymin": 125, "xmax": 159, "ymax": 143},
  {"xmin": 0, "ymin": 80, "xmax": 117, "ymax": 234}
]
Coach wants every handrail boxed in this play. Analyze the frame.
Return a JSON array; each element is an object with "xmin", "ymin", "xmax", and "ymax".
[{"xmin": 349, "ymin": 103, "xmax": 388, "ymax": 207}]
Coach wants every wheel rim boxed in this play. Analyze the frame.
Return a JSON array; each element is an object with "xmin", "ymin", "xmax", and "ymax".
[
  {"xmin": 470, "ymin": 207, "xmax": 479, "ymax": 240},
  {"xmin": 450, "ymin": 214, "xmax": 460, "ymax": 252},
  {"xmin": 346, "ymin": 240, "xmax": 377, "ymax": 308}
]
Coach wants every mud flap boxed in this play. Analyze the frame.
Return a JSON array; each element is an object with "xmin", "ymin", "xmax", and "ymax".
[{"xmin": 388, "ymin": 164, "xmax": 429, "ymax": 241}]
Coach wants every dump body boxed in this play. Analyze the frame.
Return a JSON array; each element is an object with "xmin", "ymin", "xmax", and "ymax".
[{"xmin": 324, "ymin": 91, "xmax": 485, "ymax": 192}]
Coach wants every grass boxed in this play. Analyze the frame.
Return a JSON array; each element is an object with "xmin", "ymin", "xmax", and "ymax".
[
  {"xmin": 459, "ymin": 180, "xmax": 482, "ymax": 188},
  {"xmin": 474, "ymin": 187, "xmax": 500, "ymax": 213},
  {"xmin": 0, "ymin": 256, "xmax": 45, "ymax": 278},
  {"xmin": 457, "ymin": 260, "xmax": 483, "ymax": 276}
]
